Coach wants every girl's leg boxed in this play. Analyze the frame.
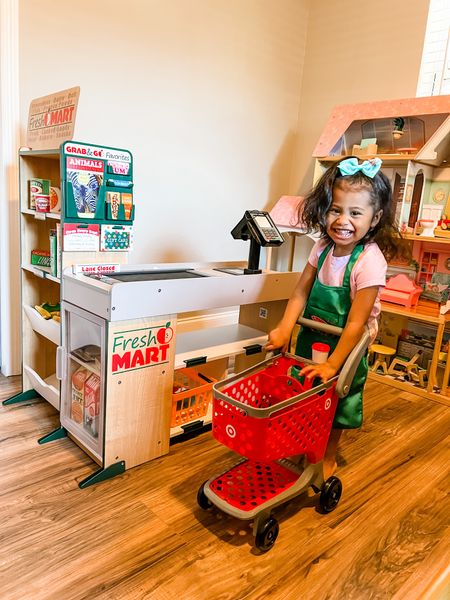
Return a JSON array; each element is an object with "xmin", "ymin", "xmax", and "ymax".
[{"xmin": 323, "ymin": 428, "xmax": 342, "ymax": 480}]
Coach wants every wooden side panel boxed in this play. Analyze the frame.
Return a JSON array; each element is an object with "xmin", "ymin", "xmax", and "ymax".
[
  {"xmin": 235, "ymin": 299, "xmax": 288, "ymax": 371},
  {"xmin": 238, "ymin": 299, "xmax": 288, "ymax": 333},
  {"xmin": 104, "ymin": 315, "xmax": 177, "ymax": 469}
]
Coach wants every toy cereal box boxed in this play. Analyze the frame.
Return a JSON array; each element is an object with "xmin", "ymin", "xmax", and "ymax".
[
  {"xmin": 83, "ymin": 372, "xmax": 101, "ymax": 437},
  {"xmin": 71, "ymin": 367, "xmax": 90, "ymax": 424}
]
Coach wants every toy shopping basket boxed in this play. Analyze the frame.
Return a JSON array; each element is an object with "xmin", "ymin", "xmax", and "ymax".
[
  {"xmin": 197, "ymin": 318, "xmax": 370, "ymax": 553},
  {"xmin": 212, "ymin": 354, "xmax": 338, "ymax": 465}
]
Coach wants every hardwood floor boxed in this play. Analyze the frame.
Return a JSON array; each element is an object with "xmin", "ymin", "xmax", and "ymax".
[{"xmin": 0, "ymin": 374, "xmax": 449, "ymax": 600}]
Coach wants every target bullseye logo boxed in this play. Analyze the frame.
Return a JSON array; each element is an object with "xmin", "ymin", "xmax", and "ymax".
[
  {"xmin": 324, "ymin": 398, "xmax": 331, "ymax": 410},
  {"xmin": 226, "ymin": 424, "xmax": 236, "ymax": 438}
]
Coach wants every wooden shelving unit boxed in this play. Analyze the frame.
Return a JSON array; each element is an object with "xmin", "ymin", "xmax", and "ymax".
[
  {"xmin": 370, "ymin": 303, "xmax": 450, "ymax": 404},
  {"xmin": 10, "ymin": 146, "xmax": 129, "ymax": 411},
  {"xmin": 18, "ymin": 149, "xmax": 61, "ymax": 409}
]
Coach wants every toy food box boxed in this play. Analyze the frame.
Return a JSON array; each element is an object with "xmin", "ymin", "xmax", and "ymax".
[
  {"xmin": 83, "ymin": 372, "xmax": 101, "ymax": 437},
  {"xmin": 71, "ymin": 367, "xmax": 90, "ymax": 424}
]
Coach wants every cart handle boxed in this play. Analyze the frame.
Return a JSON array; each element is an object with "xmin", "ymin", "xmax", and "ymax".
[
  {"xmin": 213, "ymin": 361, "xmax": 337, "ymax": 418},
  {"xmin": 297, "ymin": 317, "xmax": 371, "ymax": 398}
]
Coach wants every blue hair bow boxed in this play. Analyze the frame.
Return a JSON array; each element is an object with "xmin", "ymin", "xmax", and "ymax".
[{"xmin": 338, "ymin": 157, "xmax": 382, "ymax": 178}]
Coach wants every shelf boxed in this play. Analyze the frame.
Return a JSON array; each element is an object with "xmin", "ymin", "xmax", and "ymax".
[
  {"xmin": 403, "ymin": 234, "xmax": 450, "ymax": 245},
  {"xmin": 380, "ymin": 302, "xmax": 442, "ymax": 324},
  {"xmin": 23, "ymin": 366, "xmax": 60, "ymax": 410},
  {"xmin": 23, "ymin": 304, "xmax": 60, "ymax": 345},
  {"xmin": 19, "ymin": 147, "xmax": 59, "ymax": 158},
  {"xmin": 367, "ymin": 371, "xmax": 450, "ymax": 407},
  {"xmin": 22, "ymin": 264, "xmax": 60, "ymax": 284},
  {"xmin": 318, "ymin": 154, "xmax": 413, "ymax": 162},
  {"xmin": 174, "ymin": 324, "xmax": 266, "ymax": 369},
  {"xmin": 69, "ymin": 354, "xmax": 101, "ymax": 376},
  {"xmin": 22, "ymin": 208, "xmax": 61, "ymax": 221}
]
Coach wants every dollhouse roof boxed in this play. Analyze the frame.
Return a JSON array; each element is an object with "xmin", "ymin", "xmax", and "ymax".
[
  {"xmin": 269, "ymin": 195, "xmax": 306, "ymax": 232},
  {"xmin": 415, "ymin": 114, "xmax": 450, "ymax": 166},
  {"xmin": 313, "ymin": 95, "xmax": 450, "ymax": 158}
]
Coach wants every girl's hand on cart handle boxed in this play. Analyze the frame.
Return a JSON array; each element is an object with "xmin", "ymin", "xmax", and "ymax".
[
  {"xmin": 300, "ymin": 361, "xmax": 338, "ymax": 383},
  {"xmin": 265, "ymin": 327, "xmax": 290, "ymax": 353}
]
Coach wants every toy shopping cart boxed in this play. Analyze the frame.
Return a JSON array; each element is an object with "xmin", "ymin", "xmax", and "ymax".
[{"xmin": 197, "ymin": 318, "xmax": 369, "ymax": 552}]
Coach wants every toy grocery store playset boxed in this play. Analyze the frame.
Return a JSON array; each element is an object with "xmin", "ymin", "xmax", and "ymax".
[{"xmin": 18, "ymin": 203, "xmax": 295, "ymax": 488}]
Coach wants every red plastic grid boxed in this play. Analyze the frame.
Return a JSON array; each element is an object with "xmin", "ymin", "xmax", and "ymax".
[
  {"xmin": 209, "ymin": 459, "xmax": 299, "ymax": 511},
  {"xmin": 212, "ymin": 356, "xmax": 337, "ymax": 463}
]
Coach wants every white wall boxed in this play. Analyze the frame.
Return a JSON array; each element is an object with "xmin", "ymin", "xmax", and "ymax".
[
  {"xmin": 1, "ymin": 0, "xmax": 432, "ymax": 374},
  {"xmin": 290, "ymin": 0, "xmax": 430, "ymax": 196},
  {"xmin": 19, "ymin": 0, "xmax": 310, "ymax": 264}
]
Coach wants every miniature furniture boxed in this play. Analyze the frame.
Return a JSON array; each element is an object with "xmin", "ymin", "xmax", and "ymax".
[
  {"xmin": 388, "ymin": 351, "xmax": 422, "ymax": 375},
  {"xmin": 408, "ymin": 366, "xmax": 428, "ymax": 388},
  {"xmin": 369, "ymin": 344, "xmax": 396, "ymax": 375},
  {"xmin": 379, "ymin": 274, "xmax": 423, "ymax": 308},
  {"xmin": 387, "ymin": 351, "xmax": 427, "ymax": 386}
]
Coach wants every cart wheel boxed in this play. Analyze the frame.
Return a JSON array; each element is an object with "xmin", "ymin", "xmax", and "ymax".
[
  {"xmin": 255, "ymin": 517, "xmax": 279, "ymax": 552},
  {"xmin": 319, "ymin": 476, "xmax": 342, "ymax": 513},
  {"xmin": 197, "ymin": 481, "xmax": 213, "ymax": 510}
]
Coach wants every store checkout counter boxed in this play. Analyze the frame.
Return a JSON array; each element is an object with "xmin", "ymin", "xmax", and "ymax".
[{"xmin": 53, "ymin": 211, "xmax": 300, "ymax": 487}]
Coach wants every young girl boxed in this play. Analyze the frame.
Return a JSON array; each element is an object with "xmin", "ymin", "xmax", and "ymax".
[{"xmin": 266, "ymin": 156, "xmax": 407, "ymax": 480}]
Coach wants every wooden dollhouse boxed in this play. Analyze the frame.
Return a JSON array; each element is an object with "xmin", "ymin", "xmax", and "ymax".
[
  {"xmin": 313, "ymin": 95, "xmax": 450, "ymax": 400},
  {"xmin": 271, "ymin": 95, "xmax": 450, "ymax": 401}
]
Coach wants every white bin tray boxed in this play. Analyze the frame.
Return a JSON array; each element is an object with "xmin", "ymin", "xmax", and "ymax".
[
  {"xmin": 23, "ymin": 366, "xmax": 60, "ymax": 410},
  {"xmin": 23, "ymin": 304, "xmax": 60, "ymax": 345}
]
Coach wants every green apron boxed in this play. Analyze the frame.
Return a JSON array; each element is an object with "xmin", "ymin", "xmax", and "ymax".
[{"xmin": 295, "ymin": 243, "xmax": 368, "ymax": 429}]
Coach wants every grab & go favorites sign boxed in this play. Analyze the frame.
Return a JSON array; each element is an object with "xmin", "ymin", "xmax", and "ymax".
[{"xmin": 111, "ymin": 322, "xmax": 174, "ymax": 374}]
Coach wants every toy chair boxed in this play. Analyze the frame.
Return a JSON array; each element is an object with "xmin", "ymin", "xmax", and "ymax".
[
  {"xmin": 407, "ymin": 365, "xmax": 428, "ymax": 388},
  {"xmin": 387, "ymin": 351, "xmax": 423, "ymax": 380},
  {"xmin": 369, "ymin": 344, "xmax": 396, "ymax": 374}
]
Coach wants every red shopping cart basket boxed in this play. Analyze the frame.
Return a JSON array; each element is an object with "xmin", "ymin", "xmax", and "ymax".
[{"xmin": 212, "ymin": 354, "xmax": 338, "ymax": 464}]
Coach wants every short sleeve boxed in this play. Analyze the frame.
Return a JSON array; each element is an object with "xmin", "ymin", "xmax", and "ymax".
[
  {"xmin": 307, "ymin": 239, "xmax": 328, "ymax": 269},
  {"xmin": 352, "ymin": 243, "xmax": 387, "ymax": 291}
]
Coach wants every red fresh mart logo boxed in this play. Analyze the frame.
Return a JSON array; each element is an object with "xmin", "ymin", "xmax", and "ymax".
[{"xmin": 111, "ymin": 323, "xmax": 174, "ymax": 373}]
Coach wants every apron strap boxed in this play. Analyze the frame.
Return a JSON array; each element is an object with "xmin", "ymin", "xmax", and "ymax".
[
  {"xmin": 316, "ymin": 242, "xmax": 365, "ymax": 289},
  {"xmin": 342, "ymin": 243, "xmax": 364, "ymax": 288},
  {"xmin": 316, "ymin": 243, "xmax": 332, "ymax": 272}
]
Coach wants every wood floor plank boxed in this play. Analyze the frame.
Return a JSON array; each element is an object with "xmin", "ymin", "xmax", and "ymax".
[{"xmin": 0, "ymin": 375, "xmax": 448, "ymax": 600}]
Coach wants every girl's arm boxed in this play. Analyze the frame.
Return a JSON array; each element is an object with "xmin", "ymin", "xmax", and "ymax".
[
  {"xmin": 266, "ymin": 262, "xmax": 317, "ymax": 352},
  {"xmin": 300, "ymin": 286, "xmax": 379, "ymax": 382}
]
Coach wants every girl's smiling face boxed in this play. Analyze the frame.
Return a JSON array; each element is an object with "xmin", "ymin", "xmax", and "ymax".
[{"xmin": 326, "ymin": 181, "xmax": 382, "ymax": 256}]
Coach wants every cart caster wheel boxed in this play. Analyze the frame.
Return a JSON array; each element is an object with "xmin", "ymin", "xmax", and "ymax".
[
  {"xmin": 319, "ymin": 476, "xmax": 342, "ymax": 513},
  {"xmin": 197, "ymin": 482, "xmax": 213, "ymax": 510},
  {"xmin": 255, "ymin": 517, "xmax": 279, "ymax": 553}
]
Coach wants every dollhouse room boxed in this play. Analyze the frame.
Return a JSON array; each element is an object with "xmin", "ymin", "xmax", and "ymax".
[{"xmin": 0, "ymin": 1, "xmax": 448, "ymax": 599}]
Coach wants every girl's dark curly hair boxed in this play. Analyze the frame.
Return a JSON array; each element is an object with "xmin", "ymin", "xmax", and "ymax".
[{"xmin": 299, "ymin": 157, "xmax": 410, "ymax": 262}]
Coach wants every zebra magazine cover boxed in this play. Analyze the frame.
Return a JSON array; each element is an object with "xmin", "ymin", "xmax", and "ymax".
[{"xmin": 66, "ymin": 155, "xmax": 103, "ymax": 218}]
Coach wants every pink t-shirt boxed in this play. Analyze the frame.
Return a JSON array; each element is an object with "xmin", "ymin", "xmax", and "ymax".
[{"xmin": 307, "ymin": 240, "xmax": 387, "ymax": 341}]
